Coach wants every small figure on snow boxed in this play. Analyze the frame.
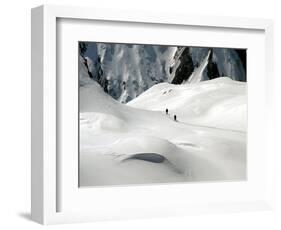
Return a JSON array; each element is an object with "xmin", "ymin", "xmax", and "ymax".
[
  {"xmin": 166, "ymin": 108, "xmax": 168, "ymax": 115},
  {"xmin": 174, "ymin": 115, "xmax": 177, "ymax": 122},
  {"xmin": 122, "ymin": 81, "xmax": 126, "ymax": 90}
]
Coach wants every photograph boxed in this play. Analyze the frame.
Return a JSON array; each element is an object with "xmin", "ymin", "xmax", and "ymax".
[{"xmin": 78, "ymin": 42, "xmax": 247, "ymax": 187}]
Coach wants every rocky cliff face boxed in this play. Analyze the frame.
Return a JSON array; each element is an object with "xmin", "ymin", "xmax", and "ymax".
[
  {"xmin": 171, "ymin": 47, "xmax": 194, "ymax": 84},
  {"xmin": 80, "ymin": 42, "xmax": 246, "ymax": 103}
]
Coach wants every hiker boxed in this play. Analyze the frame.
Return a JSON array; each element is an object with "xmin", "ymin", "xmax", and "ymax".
[
  {"xmin": 174, "ymin": 115, "xmax": 177, "ymax": 121},
  {"xmin": 166, "ymin": 108, "xmax": 168, "ymax": 115}
]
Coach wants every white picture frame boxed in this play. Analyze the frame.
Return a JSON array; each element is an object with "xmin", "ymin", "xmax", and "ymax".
[{"xmin": 31, "ymin": 4, "xmax": 274, "ymax": 225}]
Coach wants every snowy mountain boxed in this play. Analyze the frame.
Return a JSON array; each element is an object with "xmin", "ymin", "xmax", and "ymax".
[
  {"xmin": 79, "ymin": 57, "xmax": 246, "ymax": 186},
  {"xmin": 81, "ymin": 42, "xmax": 246, "ymax": 103}
]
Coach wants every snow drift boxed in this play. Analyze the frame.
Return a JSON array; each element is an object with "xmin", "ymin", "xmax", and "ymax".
[
  {"xmin": 127, "ymin": 77, "xmax": 247, "ymax": 132},
  {"xmin": 80, "ymin": 74, "xmax": 246, "ymax": 186}
]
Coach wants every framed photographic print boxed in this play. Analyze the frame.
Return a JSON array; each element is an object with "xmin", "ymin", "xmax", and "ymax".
[{"xmin": 31, "ymin": 5, "xmax": 274, "ymax": 224}]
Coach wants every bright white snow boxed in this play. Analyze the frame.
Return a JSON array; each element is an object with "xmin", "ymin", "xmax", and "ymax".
[
  {"xmin": 80, "ymin": 72, "xmax": 247, "ymax": 186},
  {"xmin": 127, "ymin": 77, "xmax": 247, "ymax": 132}
]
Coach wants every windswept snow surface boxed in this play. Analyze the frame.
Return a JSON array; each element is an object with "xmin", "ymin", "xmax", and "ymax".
[
  {"xmin": 128, "ymin": 77, "xmax": 247, "ymax": 132},
  {"xmin": 80, "ymin": 76, "xmax": 247, "ymax": 186}
]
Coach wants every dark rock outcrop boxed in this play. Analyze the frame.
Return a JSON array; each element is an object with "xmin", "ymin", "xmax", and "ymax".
[{"xmin": 171, "ymin": 47, "xmax": 194, "ymax": 84}]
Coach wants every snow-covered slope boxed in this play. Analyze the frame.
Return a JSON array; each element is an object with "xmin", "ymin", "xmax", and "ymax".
[
  {"xmin": 127, "ymin": 77, "xmax": 247, "ymax": 132},
  {"xmin": 80, "ymin": 79, "xmax": 246, "ymax": 186}
]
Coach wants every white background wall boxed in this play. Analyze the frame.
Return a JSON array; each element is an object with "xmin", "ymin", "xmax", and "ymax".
[{"xmin": 0, "ymin": 0, "xmax": 280, "ymax": 229}]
